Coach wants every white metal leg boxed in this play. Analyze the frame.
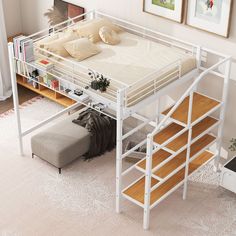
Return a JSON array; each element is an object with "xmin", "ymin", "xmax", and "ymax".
[
  {"xmin": 116, "ymin": 89, "xmax": 124, "ymax": 213},
  {"xmin": 183, "ymin": 91, "xmax": 194, "ymax": 200},
  {"xmin": 215, "ymin": 58, "xmax": 231, "ymax": 171},
  {"xmin": 143, "ymin": 135, "xmax": 153, "ymax": 230},
  {"xmin": 155, "ymin": 98, "xmax": 160, "ymax": 125},
  {"xmin": 8, "ymin": 43, "xmax": 24, "ymax": 156},
  {"xmin": 194, "ymin": 46, "xmax": 202, "ymax": 92}
]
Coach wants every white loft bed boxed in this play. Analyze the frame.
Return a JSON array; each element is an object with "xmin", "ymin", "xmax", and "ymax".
[{"xmin": 8, "ymin": 10, "xmax": 232, "ymax": 230}]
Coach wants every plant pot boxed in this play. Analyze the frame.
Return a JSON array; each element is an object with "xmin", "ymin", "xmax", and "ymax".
[
  {"xmin": 91, "ymin": 80, "xmax": 99, "ymax": 90},
  {"xmin": 100, "ymin": 87, "xmax": 107, "ymax": 92}
]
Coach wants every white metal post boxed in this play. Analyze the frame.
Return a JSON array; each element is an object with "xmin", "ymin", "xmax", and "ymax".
[
  {"xmin": 116, "ymin": 89, "xmax": 124, "ymax": 213},
  {"xmin": 215, "ymin": 58, "xmax": 231, "ymax": 171},
  {"xmin": 155, "ymin": 98, "xmax": 160, "ymax": 125},
  {"xmin": 196, "ymin": 46, "xmax": 202, "ymax": 70},
  {"xmin": 8, "ymin": 42, "xmax": 24, "ymax": 156},
  {"xmin": 183, "ymin": 91, "xmax": 194, "ymax": 200},
  {"xmin": 194, "ymin": 46, "xmax": 202, "ymax": 92},
  {"xmin": 143, "ymin": 134, "xmax": 153, "ymax": 230}
]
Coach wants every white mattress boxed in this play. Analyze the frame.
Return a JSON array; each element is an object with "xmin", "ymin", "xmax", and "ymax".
[
  {"xmin": 50, "ymin": 31, "xmax": 196, "ymax": 106},
  {"xmin": 68, "ymin": 31, "xmax": 196, "ymax": 85}
]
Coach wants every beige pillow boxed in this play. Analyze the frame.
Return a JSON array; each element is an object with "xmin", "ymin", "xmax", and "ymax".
[
  {"xmin": 77, "ymin": 18, "xmax": 121, "ymax": 43},
  {"xmin": 35, "ymin": 33, "xmax": 62, "ymax": 49},
  {"xmin": 64, "ymin": 38, "xmax": 101, "ymax": 61},
  {"xmin": 44, "ymin": 33, "xmax": 78, "ymax": 57},
  {"xmin": 99, "ymin": 26, "xmax": 121, "ymax": 45}
]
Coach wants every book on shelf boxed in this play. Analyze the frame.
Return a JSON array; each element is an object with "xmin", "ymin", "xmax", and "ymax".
[
  {"xmin": 13, "ymin": 35, "xmax": 34, "ymax": 76},
  {"xmin": 13, "ymin": 35, "xmax": 23, "ymax": 59},
  {"xmin": 13, "ymin": 35, "xmax": 25, "ymax": 75},
  {"xmin": 34, "ymin": 59, "xmax": 54, "ymax": 71},
  {"xmin": 21, "ymin": 39, "xmax": 34, "ymax": 62}
]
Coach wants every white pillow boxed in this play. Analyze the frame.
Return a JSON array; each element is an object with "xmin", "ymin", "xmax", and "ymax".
[
  {"xmin": 64, "ymin": 38, "xmax": 101, "ymax": 61},
  {"xmin": 99, "ymin": 26, "xmax": 121, "ymax": 45},
  {"xmin": 43, "ymin": 33, "xmax": 78, "ymax": 57},
  {"xmin": 77, "ymin": 18, "xmax": 121, "ymax": 43}
]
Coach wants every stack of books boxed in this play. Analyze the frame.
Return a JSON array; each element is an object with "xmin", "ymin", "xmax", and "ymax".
[{"xmin": 13, "ymin": 35, "xmax": 34, "ymax": 75}]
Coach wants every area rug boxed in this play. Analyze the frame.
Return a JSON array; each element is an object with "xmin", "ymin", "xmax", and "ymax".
[{"xmin": 0, "ymin": 97, "xmax": 235, "ymax": 236}]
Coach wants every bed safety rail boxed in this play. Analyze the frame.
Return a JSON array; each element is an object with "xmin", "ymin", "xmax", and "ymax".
[{"xmin": 18, "ymin": 10, "xmax": 203, "ymax": 111}]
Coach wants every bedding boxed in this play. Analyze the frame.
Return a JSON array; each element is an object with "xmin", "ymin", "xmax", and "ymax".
[
  {"xmin": 99, "ymin": 26, "xmax": 121, "ymax": 45},
  {"xmin": 64, "ymin": 38, "xmax": 101, "ymax": 61},
  {"xmin": 56, "ymin": 31, "xmax": 196, "ymax": 83},
  {"xmin": 76, "ymin": 18, "xmax": 121, "ymax": 43},
  {"xmin": 43, "ymin": 33, "xmax": 78, "ymax": 57},
  {"xmin": 37, "ymin": 30, "xmax": 197, "ymax": 106},
  {"xmin": 35, "ymin": 33, "xmax": 62, "ymax": 49}
]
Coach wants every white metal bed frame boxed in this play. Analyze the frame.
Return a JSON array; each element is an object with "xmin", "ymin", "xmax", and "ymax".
[{"xmin": 8, "ymin": 10, "xmax": 231, "ymax": 230}]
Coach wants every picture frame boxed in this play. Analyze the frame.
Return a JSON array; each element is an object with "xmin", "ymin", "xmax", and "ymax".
[
  {"xmin": 143, "ymin": 0, "xmax": 184, "ymax": 23},
  {"xmin": 54, "ymin": 0, "xmax": 85, "ymax": 22},
  {"xmin": 45, "ymin": 0, "xmax": 85, "ymax": 28},
  {"xmin": 186, "ymin": 0, "xmax": 232, "ymax": 37}
]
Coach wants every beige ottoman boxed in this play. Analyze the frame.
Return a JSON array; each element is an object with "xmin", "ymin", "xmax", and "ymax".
[{"xmin": 31, "ymin": 112, "xmax": 90, "ymax": 174}]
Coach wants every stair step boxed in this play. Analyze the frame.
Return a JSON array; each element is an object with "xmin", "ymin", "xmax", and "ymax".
[
  {"xmin": 154, "ymin": 122, "xmax": 184, "ymax": 145},
  {"xmin": 123, "ymin": 151, "xmax": 214, "ymax": 205},
  {"xmin": 153, "ymin": 134, "xmax": 215, "ymax": 179},
  {"xmin": 137, "ymin": 149, "xmax": 172, "ymax": 170},
  {"xmin": 159, "ymin": 116, "xmax": 218, "ymax": 152},
  {"xmin": 162, "ymin": 93, "xmax": 220, "ymax": 124},
  {"xmin": 137, "ymin": 134, "xmax": 216, "ymax": 176}
]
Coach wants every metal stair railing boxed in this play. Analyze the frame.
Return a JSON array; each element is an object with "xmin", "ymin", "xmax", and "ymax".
[{"xmin": 143, "ymin": 56, "xmax": 231, "ymax": 230}]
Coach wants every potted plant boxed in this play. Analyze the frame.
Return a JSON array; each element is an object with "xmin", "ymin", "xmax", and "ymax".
[
  {"xmin": 97, "ymin": 75, "xmax": 110, "ymax": 92},
  {"xmin": 88, "ymin": 70, "xmax": 110, "ymax": 92},
  {"xmin": 88, "ymin": 70, "xmax": 99, "ymax": 90}
]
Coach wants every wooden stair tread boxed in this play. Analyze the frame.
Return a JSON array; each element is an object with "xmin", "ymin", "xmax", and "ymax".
[
  {"xmin": 162, "ymin": 93, "xmax": 220, "ymax": 124},
  {"xmin": 165, "ymin": 116, "xmax": 218, "ymax": 152},
  {"xmin": 153, "ymin": 134, "xmax": 215, "ymax": 178},
  {"xmin": 123, "ymin": 151, "xmax": 214, "ymax": 205},
  {"xmin": 154, "ymin": 122, "xmax": 184, "ymax": 145},
  {"xmin": 137, "ymin": 149, "xmax": 171, "ymax": 170},
  {"xmin": 137, "ymin": 133, "xmax": 215, "ymax": 177}
]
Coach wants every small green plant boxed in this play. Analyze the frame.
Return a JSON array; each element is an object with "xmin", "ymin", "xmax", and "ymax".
[
  {"xmin": 97, "ymin": 75, "xmax": 110, "ymax": 92},
  {"xmin": 229, "ymin": 138, "xmax": 236, "ymax": 152},
  {"xmin": 88, "ymin": 70, "xmax": 110, "ymax": 92}
]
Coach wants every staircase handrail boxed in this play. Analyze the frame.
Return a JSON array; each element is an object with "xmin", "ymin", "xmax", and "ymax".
[{"xmin": 149, "ymin": 56, "xmax": 231, "ymax": 139}]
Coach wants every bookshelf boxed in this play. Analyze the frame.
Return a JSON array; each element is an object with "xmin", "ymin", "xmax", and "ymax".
[
  {"xmin": 8, "ymin": 34, "xmax": 77, "ymax": 107},
  {"xmin": 17, "ymin": 75, "xmax": 76, "ymax": 107}
]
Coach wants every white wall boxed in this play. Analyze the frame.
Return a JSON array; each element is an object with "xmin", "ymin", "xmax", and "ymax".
[
  {"xmin": 16, "ymin": 0, "xmax": 236, "ymax": 146},
  {"xmin": 20, "ymin": 0, "xmax": 53, "ymax": 35},
  {"xmin": 3, "ymin": 0, "xmax": 22, "ymax": 36}
]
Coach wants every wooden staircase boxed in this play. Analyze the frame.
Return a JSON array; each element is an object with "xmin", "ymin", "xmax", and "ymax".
[{"xmin": 122, "ymin": 92, "xmax": 222, "ymax": 226}]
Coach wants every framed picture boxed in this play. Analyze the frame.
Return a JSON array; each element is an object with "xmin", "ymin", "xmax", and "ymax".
[
  {"xmin": 143, "ymin": 0, "xmax": 184, "ymax": 23},
  {"xmin": 186, "ymin": 0, "xmax": 232, "ymax": 37},
  {"xmin": 54, "ymin": 0, "xmax": 85, "ymax": 22}
]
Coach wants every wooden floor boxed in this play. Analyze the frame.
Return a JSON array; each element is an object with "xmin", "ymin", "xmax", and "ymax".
[{"xmin": 0, "ymin": 85, "xmax": 37, "ymax": 115}]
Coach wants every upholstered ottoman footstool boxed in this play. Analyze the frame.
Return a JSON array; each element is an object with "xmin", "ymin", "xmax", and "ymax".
[{"xmin": 31, "ymin": 112, "xmax": 90, "ymax": 174}]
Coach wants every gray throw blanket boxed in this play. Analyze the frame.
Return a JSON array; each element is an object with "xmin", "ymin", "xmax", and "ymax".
[{"xmin": 72, "ymin": 109, "xmax": 116, "ymax": 160}]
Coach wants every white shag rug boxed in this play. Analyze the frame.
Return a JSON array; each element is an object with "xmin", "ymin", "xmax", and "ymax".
[{"xmin": 0, "ymin": 97, "xmax": 236, "ymax": 236}]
